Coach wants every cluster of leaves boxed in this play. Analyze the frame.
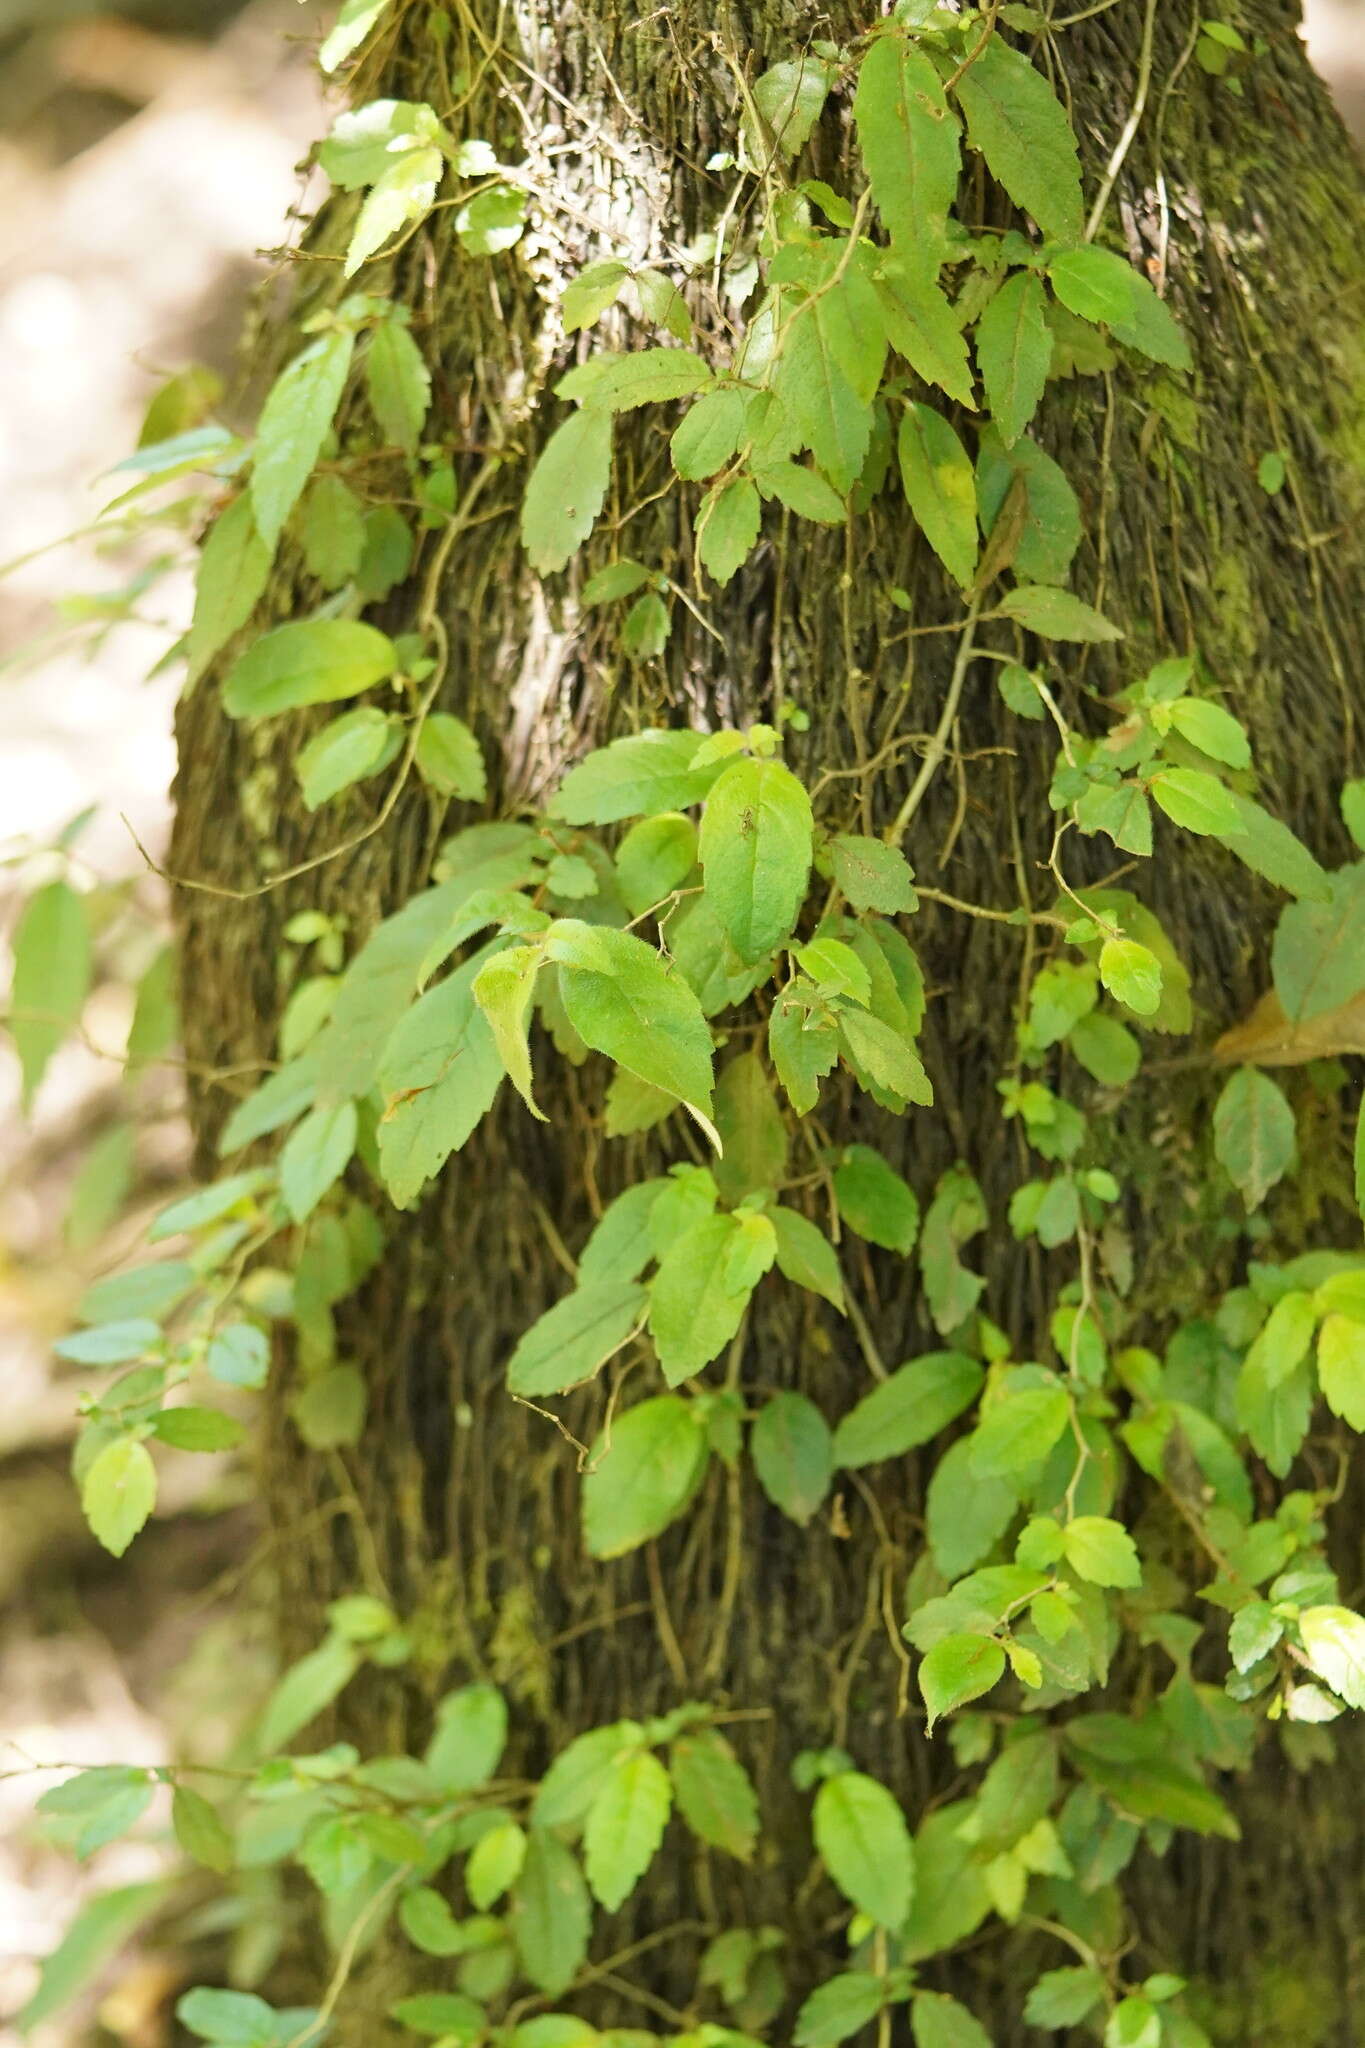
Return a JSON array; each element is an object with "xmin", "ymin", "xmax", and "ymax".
[{"xmin": 13, "ymin": 4, "xmax": 1365, "ymax": 2048}]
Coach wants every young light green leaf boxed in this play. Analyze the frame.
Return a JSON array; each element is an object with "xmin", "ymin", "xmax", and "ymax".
[
  {"xmin": 751, "ymin": 1391, "xmax": 834, "ymax": 1525},
  {"xmin": 975, "ymin": 271, "xmax": 1051, "ymax": 447},
  {"xmin": 222, "ymin": 619, "xmax": 397, "ymax": 719},
  {"xmin": 1150, "ymin": 768, "xmax": 1242, "ymax": 837},
  {"xmin": 833, "ymin": 1352, "xmax": 983, "ymax": 1469},
  {"xmin": 345, "ymin": 145, "xmax": 441, "ymax": 275},
  {"xmin": 426, "ymin": 1681, "xmax": 508, "ymax": 1791},
  {"xmin": 521, "ymin": 408, "xmax": 614, "ymax": 575},
  {"xmin": 584, "ymin": 1750, "xmax": 673, "ymax": 1910},
  {"xmin": 969, "ymin": 1384, "xmax": 1071, "ymax": 1475},
  {"xmin": 82, "ymin": 1439, "xmax": 157, "ymax": 1557},
  {"xmin": 1166, "ymin": 697, "xmax": 1251, "ymax": 768},
  {"xmin": 562, "ymin": 258, "xmax": 630, "ymax": 333},
  {"xmin": 467, "ymin": 1820, "xmax": 527, "ymax": 1910},
  {"xmin": 954, "ymin": 38, "xmax": 1083, "ymax": 242},
  {"xmin": 1098, "ymin": 937, "xmax": 1163, "ymax": 1017},
  {"xmin": 256, "ymin": 1635, "xmax": 360, "ymax": 1753},
  {"xmin": 1319, "ymin": 1313, "xmax": 1365, "ymax": 1430},
  {"xmin": 911, "ymin": 1993, "xmax": 993, "ymax": 2048},
  {"xmin": 582, "ymin": 1395, "xmax": 709, "ymax": 1558},
  {"xmin": 376, "ymin": 951, "xmax": 505, "ymax": 1204},
  {"xmin": 1063, "ymin": 1516, "xmax": 1142, "ymax": 1588},
  {"xmin": 251, "ymin": 329, "xmax": 355, "ymax": 549},
  {"xmin": 1298, "ymin": 1605, "xmax": 1365, "ymax": 1708},
  {"xmin": 506, "ymin": 1281, "xmax": 647, "ymax": 1397},
  {"xmin": 413, "ymin": 712, "xmax": 485, "ymax": 800},
  {"xmin": 812, "ymin": 1770, "xmax": 915, "ymax": 1929},
  {"xmin": 699, "ymin": 755, "xmax": 814, "ymax": 965},
  {"xmin": 898, "ymin": 403, "xmax": 977, "ymax": 589},
  {"xmin": 319, "ymin": 0, "xmax": 394, "ymax": 71},
  {"xmin": 473, "ymin": 942, "xmax": 544, "ymax": 1119},
  {"xmin": 919, "ymin": 1633, "xmax": 1007, "ymax": 1733}
]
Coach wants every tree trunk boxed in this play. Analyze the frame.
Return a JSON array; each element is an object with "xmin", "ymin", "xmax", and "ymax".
[{"xmin": 170, "ymin": 2, "xmax": 1365, "ymax": 2040}]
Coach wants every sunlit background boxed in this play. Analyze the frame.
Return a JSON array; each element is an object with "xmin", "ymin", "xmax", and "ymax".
[{"xmin": 0, "ymin": 2, "xmax": 1359, "ymax": 2041}]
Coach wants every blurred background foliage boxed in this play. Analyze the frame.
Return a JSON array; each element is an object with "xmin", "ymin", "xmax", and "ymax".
[{"xmin": 0, "ymin": 2, "xmax": 1359, "ymax": 2046}]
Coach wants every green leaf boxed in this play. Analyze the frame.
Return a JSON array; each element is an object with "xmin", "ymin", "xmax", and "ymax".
[
  {"xmin": 671, "ymin": 388, "xmax": 748, "ymax": 480},
  {"xmin": 854, "ymin": 34, "xmax": 959, "ymax": 271},
  {"xmin": 1318, "ymin": 1313, "xmax": 1365, "ymax": 1430},
  {"xmin": 298, "ymin": 474, "xmax": 365, "ymax": 589},
  {"xmin": 455, "ymin": 185, "xmax": 525, "ymax": 255},
  {"xmin": 173, "ymin": 1786, "xmax": 234, "ymax": 1874},
  {"xmin": 399, "ymin": 1887, "xmax": 465, "ymax": 1955},
  {"xmin": 153, "ymin": 1406, "xmax": 244, "ymax": 1452},
  {"xmin": 1218, "ymin": 789, "xmax": 1330, "ymax": 901},
  {"xmin": 614, "ymin": 812, "xmax": 697, "ymax": 918},
  {"xmin": 751, "ymin": 1391, "xmax": 834, "ymax": 1525},
  {"xmin": 1105, "ymin": 1998, "xmax": 1160, "ymax": 2048},
  {"xmin": 582, "ymin": 1395, "xmax": 709, "ymax": 1557},
  {"xmin": 1069, "ymin": 1010, "xmax": 1141, "ymax": 1087},
  {"xmin": 771, "ymin": 1207, "xmax": 845, "ymax": 1310},
  {"xmin": 875, "ymin": 263, "xmax": 974, "ymax": 409},
  {"xmin": 1212, "ymin": 1068, "xmax": 1296, "ymax": 1210},
  {"xmin": 837, "ymin": 1006, "xmax": 933, "ymax": 1106},
  {"xmin": 467, "ymin": 1820, "xmax": 528, "ymax": 1910},
  {"xmin": 257, "ymin": 1635, "xmax": 360, "ymax": 1753},
  {"xmin": 1271, "ymin": 864, "xmax": 1365, "ymax": 1021},
  {"xmin": 319, "ymin": 0, "xmax": 393, "ymax": 70},
  {"xmin": 1063, "ymin": 1515, "xmax": 1142, "ymax": 1588},
  {"xmin": 834, "ymin": 1352, "xmax": 982, "ymax": 1468},
  {"xmin": 670, "ymin": 1728, "xmax": 759, "ymax": 1860},
  {"xmin": 413, "ymin": 711, "xmax": 485, "ymax": 800},
  {"xmin": 548, "ymin": 920, "xmax": 716, "ymax": 1135},
  {"xmin": 954, "ymin": 38, "xmax": 1083, "ymax": 242},
  {"xmin": 533, "ymin": 1721, "xmax": 646, "ymax": 1831},
  {"xmin": 223, "ymin": 619, "xmax": 397, "ymax": 719},
  {"xmin": 280, "ymin": 1101, "xmax": 357, "ymax": 1223},
  {"xmin": 828, "ymin": 834, "xmax": 917, "ymax": 914},
  {"xmin": 1298, "ymin": 1605, "xmax": 1365, "ymax": 1708},
  {"xmin": 926, "ymin": 1437, "xmax": 1018, "ymax": 1578},
  {"xmin": 556, "ymin": 348, "xmax": 712, "ymax": 410},
  {"xmin": 1099, "ymin": 936, "xmax": 1163, "ymax": 1017},
  {"xmin": 521, "ymin": 408, "xmax": 614, "ymax": 575},
  {"xmin": 11, "ymin": 879, "xmax": 91, "ymax": 1108},
  {"xmin": 919, "ymin": 1633, "xmax": 1007, "ymax": 1733},
  {"xmin": 977, "ymin": 430, "xmax": 1080, "ymax": 586},
  {"xmin": 391, "ymin": 1994, "xmax": 485, "ymax": 2040},
  {"xmin": 774, "ymin": 300, "xmax": 872, "ymax": 494},
  {"xmin": 376, "ymin": 951, "xmax": 505, "ymax": 1204},
  {"xmin": 749, "ymin": 53, "xmax": 835, "ymax": 158},
  {"xmin": 345, "ymin": 145, "xmax": 442, "ymax": 274},
  {"xmin": 563, "ymin": 257, "xmax": 630, "ymax": 332},
  {"xmin": 997, "ymin": 585, "xmax": 1121, "ymax": 641},
  {"xmin": 911, "ymin": 1993, "xmax": 993, "ymax": 2048},
  {"xmin": 187, "ymin": 493, "xmax": 272, "ymax": 684},
  {"xmin": 39, "ymin": 1767, "xmax": 154, "ymax": 1859},
  {"xmin": 251, "ymin": 329, "xmax": 354, "ymax": 549},
  {"xmin": 969, "ymin": 1384, "xmax": 1070, "ymax": 1475},
  {"xmin": 296, "ymin": 707, "xmax": 396, "ymax": 810},
  {"xmin": 834, "ymin": 1144, "xmax": 920, "ymax": 1254},
  {"xmin": 812, "ymin": 1770, "xmax": 915, "ymax": 1928},
  {"xmin": 897, "ymin": 403, "xmax": 977, "ymax": 589},
  {"xmin": 769, "ymin": 989, "xmax": 839, "ymax": 1114},
  {"xmin": 473, "ymin": 942, "xmax": 543, "ymax": 1119},
  {"xmin": 426, "ymin": 1682, "xmax": 508, "ymax": 1791},
  {"xmin": 506, "ymin": 1281, "xmax": 647, "ymax": 1397},
  {"xmin": 794, "ymin": 1974, "xmax": 885, "ymax": 2048},
  {"xmin": 81, "ymin": 1439, "xmax": 157, "ymax": 1557},
  {"xmin": 1228, "ymin": 1600, "xmax": 1283, "ymax": 1672},
  {"xmin": 698, "ymin": 476, "xmax": 762, "ymax": 586},
  {"xmin": 698, "ymin": 755, "xmax": 813, "ymax": 966},
  {"xmin": 649, "ymin": 1214, "xmax": 753, "ymax": 1383},
  {"xmin": 1166, "ymin": 697, "xmax": 1251, "ymax": 768},
  {"xmin": 756, "ymin": 457, "xmax": 847, "ymax": 523},
  {"xmin": 176, "ymin": 1989, "xmax": 285, "ymax": 2045},
  {"xmin": 1023, "ymin": 1967, "xmax": 1107, "ymax": 2029},
  {"xmin": 975, "ymin": 271, "xmax": 1051, "ymax": 447},
  {"xmin": 510, "ymin": 1831, "xmax": 591, "ymax": 1995},
  {"xmin": 552, "ymin": 728, "xmax": 717, "ymax": 825},
  {"xmin": 16, "ymin": 1882, "xmax": 166, "ymax": 2033},
  {"xmin": 584, "ymin": 1750, "xmax": 673, "ymax": 1909},
  {"xmin": 1048, "ymin": 244, "xmax": 1140, "ymax": 324},
  {"xmin": 366, "ymin": 318, "xmax": 431, "ymax": 452},
  {"xmin": 1150, "ymin": 768, "xmax": 1242, "ymax": 837}
]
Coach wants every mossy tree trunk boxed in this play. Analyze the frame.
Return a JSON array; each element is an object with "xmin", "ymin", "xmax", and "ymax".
[{"xmin": 170, "ymin": 2, "xmax": 1365, "ymax": 2040}]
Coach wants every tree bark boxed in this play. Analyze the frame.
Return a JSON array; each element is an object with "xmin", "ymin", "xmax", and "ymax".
[{"xmin": 170, "ymin": 3, "xmax": 1365, "ymax": 2040}]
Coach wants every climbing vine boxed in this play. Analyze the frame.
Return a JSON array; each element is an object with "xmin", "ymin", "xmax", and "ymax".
[{"xmin": 9, "ymin": 3, "xmax": 1365, "ymax": 2047}]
